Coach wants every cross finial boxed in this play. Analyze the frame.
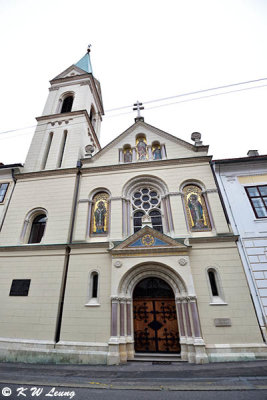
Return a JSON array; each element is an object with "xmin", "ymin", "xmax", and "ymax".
[
  {"xmin": 87, "ymin": 44, "xmax": 91, "ymax": 53},
  {"xmin": 133, "ymin": 101, "xmax": 144, "ymax": 122}
]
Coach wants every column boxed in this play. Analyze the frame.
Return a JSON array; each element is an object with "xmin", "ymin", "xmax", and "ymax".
[
  {"xmin": 182, "ymin": 297, "xmax": 195, "ymax": 363},
  {"xmin": 188, "ymin": 296, "xmax": 209, "ymax": 364},
  {"xmin": 169, "ymin": 193, "xmax": 188, "ymax": 237},
  {"xmin": 126, "ymin": 298, "xmax": 134, "ymax": 359},
  {"xmin": 86, "ymin": 200, "xmax": 93, "ymax": 237},
  {"xmin": 132, "ymin": 148, "xmax": 136, "ymax": 162},
  {"xmin": 111, "ymin": 297, "xmax": 119, "ymax": 338},
  {"xmin": 119, "ymin": 298, "xmax": 127, "ymax": 363},
  {"xmin": 109, "ymin": 197, "xmax": 123, "ymax": 240},
  {"xmin": 161, "ymin": 144, "xmax": 166, "ymax": 159},
  {"xmin": 119, "ymin": 149, "xmax": 123, "ymax": 163},
  {"xmin": 122, "ymin": 198, "xmax": 128, "ymax": 238},
  {"xmin": 107, "ymin": 296, "xmax": 120, "ymax": 365},
  {"xmin": 148, "ymin": 146, "xmax": 152, "ymax": 160},
  {"xmin": 189, "ymin": 297, "xmax": 201, "ymax": 338},
  {"xmin": 176, "ymin": 296, "xmax": 187, "ymax": 361}
]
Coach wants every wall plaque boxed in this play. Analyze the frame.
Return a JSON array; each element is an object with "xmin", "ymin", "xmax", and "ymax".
[
  {"xmin": 9, "ymin": 279, "xmax": 31, "ymax": 296},
  {"xmin": 214, "ymin": 318, "xmax": 232, "ymax": 327}
]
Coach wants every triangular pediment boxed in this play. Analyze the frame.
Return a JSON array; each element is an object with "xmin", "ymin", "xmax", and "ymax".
[
  {"xmin": 51, "ymin": 65, "xmax": 90, "ymax": 81},
  {"xmin": 110, "ymin": 226, "xmax": 189, "ymax": 256},
  {"xmin": 84, "ymin": 120, "xmax": 209, "ymax": 167}
]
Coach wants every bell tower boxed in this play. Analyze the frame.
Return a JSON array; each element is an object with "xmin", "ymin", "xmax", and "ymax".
[{"xmin": 24, "ymin": 47, "xmax": 104, "ymax": 172}]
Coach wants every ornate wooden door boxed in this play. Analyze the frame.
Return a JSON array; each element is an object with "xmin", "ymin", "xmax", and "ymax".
[{"xmin": 134, "ymin": 298, "xmax": 180, "ymax": 353}]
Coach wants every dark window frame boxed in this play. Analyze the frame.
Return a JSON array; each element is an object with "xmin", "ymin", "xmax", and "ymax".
[
  {"xmin": 92, "ymin": 273, "xmax": 99, "ymax": 298},
  {"xmin": 245, "ymin": 185, "xmax": 267, "ymax": 219},
  {"xmin": 208, "ymin": 270, "xmax": 219, "ymax": 297},
  {"xmin": 28, "ymin": 214, "xmax": 47, "ymax": 244},
  {"xmin": 0, "ymin": 182, "xmax": 9, "ymax": 203},
  {"xmin": 9, "ymin": 279, "xmax": 31, "ymax": 296},
  {"xmin": 61, "ymin": 96, "xmax": 73, "ymax": 113}
]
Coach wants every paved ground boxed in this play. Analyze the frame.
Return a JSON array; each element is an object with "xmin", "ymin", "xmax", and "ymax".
[{"xmin": 1, "ymin": 359, "xmax": 267, "ymax": 392}]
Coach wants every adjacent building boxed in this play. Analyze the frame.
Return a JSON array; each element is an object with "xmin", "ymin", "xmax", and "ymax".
[{"xmin": 213, "ymin": 151, "xmax": 267, "ymax": 340}]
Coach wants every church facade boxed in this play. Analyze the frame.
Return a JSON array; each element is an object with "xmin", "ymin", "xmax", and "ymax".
[{"xmin": 0, "ymin": 50, "xmax": 266, "ymax": 365}]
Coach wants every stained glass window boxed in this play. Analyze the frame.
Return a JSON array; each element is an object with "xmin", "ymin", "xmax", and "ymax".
[{"xmin": 132, "ymin": 187, "xmax": 162, "ymax": 233}]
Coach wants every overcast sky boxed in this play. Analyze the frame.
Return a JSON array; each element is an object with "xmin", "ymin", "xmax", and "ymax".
[{"xmin": 1, "ymin": 0, "xmax": 267, "ymax": 165}]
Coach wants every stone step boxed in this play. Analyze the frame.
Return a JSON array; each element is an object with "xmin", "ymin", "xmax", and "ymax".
[{"xmin": 133, "ymin": 353, "xmax": 183, "ymax": 363}]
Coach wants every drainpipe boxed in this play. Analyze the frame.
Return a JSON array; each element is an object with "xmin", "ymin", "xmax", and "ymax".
[
  {"xmin": 55, "ymin": 160, "xmax": 82, "ymax": 343},
  {"xmin": 0, "ymin": 168, "xmax": 17, "ymax": 232}
]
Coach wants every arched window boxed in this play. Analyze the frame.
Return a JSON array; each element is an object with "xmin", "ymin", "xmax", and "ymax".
[
  {"xmin": 183, "ymin": 184, "xmax": 211, "ymax": 231},
  {"xmin": 91, "ymin": 272, "xmax": 99, "ymax": 298},
  {"xmin": 85, "ymin": 271, "xmax": 100, "ymax": 306},
  {"xmin": 207, "ymin": 268, "xmax": 226, "ymax": 304},
  {"xmin": 132, "ymin": 186, "xmax": 163, "ymax": 233},
  {"xmin": 90, "ymin": 192, "xmax": 109, "ymax": 235},
  {"xmin": 208, "ymin": 270, "xmax": 218, "ymax": 296},
  {"xmin": 28, "ymin": 214, "xmax": 47, "ymax": 244},
  {"xmin": 89, "ymin": 105, "xmax": 97, "ymax": 129},
  {"xmin": 61, "ymin": 96, "xmax": 73, "ymax": 113}
]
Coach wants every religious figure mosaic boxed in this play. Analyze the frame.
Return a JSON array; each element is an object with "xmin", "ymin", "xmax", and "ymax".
[
  {"xmin": 183, "ymin": 185, "xmax": 211, "ymax": 231},
  {"xmin": 91, "ymin": 192, "xmax": 109, "ymax": 234},
  {"xmin": 136, "ymin": 136, "xmax": 148, "ymax": 160},
  {"xmin": 123, "ymin": 147, "xmax": 132, "ymax": 162},
  {"xmin": 152, "ymin": 143, "xmax": 162, "ymax": 160}
]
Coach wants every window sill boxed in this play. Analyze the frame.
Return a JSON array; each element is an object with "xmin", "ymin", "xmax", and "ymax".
[
  {"xmin": 84, "ymin": 300, "xmax": 100, "ymax": 307},
  {"xmin": 209, "ymin": 302, "xmax": 228, "ymax": 306}
]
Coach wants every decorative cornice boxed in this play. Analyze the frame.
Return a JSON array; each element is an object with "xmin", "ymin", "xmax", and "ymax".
[
  {"xmin": 0, "ymin": 242, "xmax": 109, "ymax": 252},
  {"xmin": 202, "ymin": 189, "xmax": 218, "ymax": 194},
  {"xmin": 109, "ymin": 197, "xmax": 122, "ymax": 201},
  {"xmin": 111, "ymin": 248, "xmax": 189, "ymax": 257},
  {"xmin": 189, "ymin": 234, "xmax": 239, "ymax": 244},
  {"xmin": 81, "ymin": 156, "xmax": 213, "ymax": 173},
  {"xmin": 15, "ymin": 168, "xmax": 77, "ymax": 180},
  {"xmin": 168, "ymin": 191, "xmax": 183, "ymax": 197},
  {"xmin": 36, "ymin": 109, "xmax": 101, "ymax": 150},
  {"xmin": 78, "ymin": 199, "xmax": 92, "ymax": 203}
]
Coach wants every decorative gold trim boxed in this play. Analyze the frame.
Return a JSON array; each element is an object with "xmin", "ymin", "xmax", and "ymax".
[
  {"xmin": 183, "ymin": 185, "xmax": 211, "ymax": 231},
  {"xmin": 91, "ymin": 192, "xmax": 109, "ymax": 235}
]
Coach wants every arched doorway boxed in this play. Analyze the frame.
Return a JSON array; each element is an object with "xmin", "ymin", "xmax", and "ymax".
[{"xmin": 133, "ymin": 277, "xmax": 180, "ymax": 354}]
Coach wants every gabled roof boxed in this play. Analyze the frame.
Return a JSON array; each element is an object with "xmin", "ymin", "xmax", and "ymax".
[
  {"xmin": 51, "ymin": 64, "xmax": 90, "ymax": 82},
  {"xmin": 90, "ymin": 120, "xmax": 209, "ymax": 162},
  {"xmin": 110, "ymin": 225, "xmax": 189, "ymax": 256}
]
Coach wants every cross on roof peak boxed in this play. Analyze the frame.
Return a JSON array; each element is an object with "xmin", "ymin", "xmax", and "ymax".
[{"xmin": 133, "ymin": 101, "xmax": 144, "ymax": 122}]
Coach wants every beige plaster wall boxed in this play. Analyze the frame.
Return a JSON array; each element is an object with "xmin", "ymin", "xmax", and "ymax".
[
  {"xmin": 0, "ymin": 174, "xmax": 76, "ymax": 245},
  {"xmin": 0, "ymin": 250, "xmax": 65, "ymax": 341},
  {"xmin": 190, "ymin": 242, "xmax": 263, "ymax": 344},
  {"xmin": 60, "ymin": 249, "xmax": 111, "ymax": 343}
]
